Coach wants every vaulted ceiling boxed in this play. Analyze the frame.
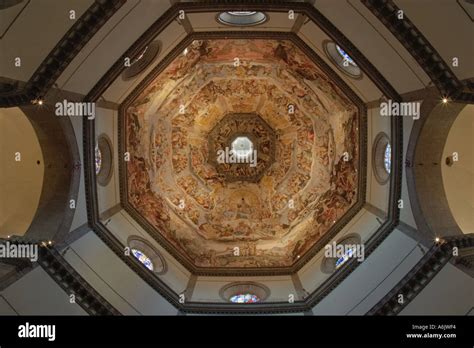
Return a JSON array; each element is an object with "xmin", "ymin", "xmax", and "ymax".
[
  {"xmin": 123, "ymin": 38, "xmax": 361, "ymax": 271},
  {"xmin": 1, "ymin": 0, "xmax": 473, "ymax": 316}
]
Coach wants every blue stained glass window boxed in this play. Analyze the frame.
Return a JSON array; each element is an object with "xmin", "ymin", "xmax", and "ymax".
[
  {"xmin": 335, "ymin": 247, "xmax": 355, "ymax": 269},
  {"xmin": 95, "ymin": 145, "xmax": 102, "ymax": 175},
  {"xmin": 384, "ymin": 143, "xmax": 391, "ymax": 174},
  {"xmin": 336, "ymin": 45, "xmax": 356, "ymax": 66},
  {"xmin": 230, "ymin": 293, "xmax": 260, "ymax": 303},
  {"xmin": 131, "ymin": 248, "xmax": 154, "ymax": 271}
]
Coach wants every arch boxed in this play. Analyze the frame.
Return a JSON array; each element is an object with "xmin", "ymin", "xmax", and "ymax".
[
  {"xmin": 17, "ymin": 103, "xmax": 81, "ymax": 243},
  {"xmin": 441, "ymin": 105, "xmax": 473, "ymax": 234},
  {"xmin": 0, "ymin": 107, "xmax": 43, "ymax": 238},
  {"xmin": 406, "ymin": 92, "xmax": 467, "ymax": 239}
]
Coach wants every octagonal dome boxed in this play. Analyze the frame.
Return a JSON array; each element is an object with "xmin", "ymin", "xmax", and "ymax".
[{"xmin": 123, "ymin": 38, "xmax": 361, "ymax": 272}]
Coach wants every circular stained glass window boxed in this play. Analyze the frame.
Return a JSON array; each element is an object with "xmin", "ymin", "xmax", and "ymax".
[
  {"xmin": 372, "ymin": 132, "xmax": 391, "ymax": 185},
  {"xmin": 131, "ymin": 248, "xmax": 154, "ymax": 271},
  {"xmin": 95, "ymin": 145, "xmax": 102, "ymax": 175},
  {"xmin": 384, "ymin": 143, "xmax": 391, "ymax": 174},
  {"xmin": 335, "ymin": 45, "xmax": 357, "ymax": 67},
  {"xmin": 217, "ymin": 11, "xmax": 267, "ymax": 26},
  {"xmin": 324, "ymin": 41, "xmax": 361, "ymax": 78},
  {"xmin": 335, "ymin": 246, "xmax": 356, "ymax": 269},
  {"xmin": 230, "ymin": 293, "xmax": 260, "ymax": 303}
]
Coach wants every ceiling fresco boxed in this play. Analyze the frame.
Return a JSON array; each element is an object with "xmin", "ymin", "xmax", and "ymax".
[{"xmin": 124, "ymin": 39, "xmax": 360, "ymax": 269}]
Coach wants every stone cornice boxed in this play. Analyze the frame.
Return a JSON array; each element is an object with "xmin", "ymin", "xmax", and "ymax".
[
  {"xmin": 0, "ymin": 0, "xmax": 126, "ymax": 107},
  {"xmin": 366, "ymin": 234, "xmax": 474, "ymax": 315},
  {"xmin": 362, "ymin": 0, "xmax": 474, "ymax": 104},
  {"xmin": 37, "ymin": 244, "xmax": 121, "ymax": 315}
]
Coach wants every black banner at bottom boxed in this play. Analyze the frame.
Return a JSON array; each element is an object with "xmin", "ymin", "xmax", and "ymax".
[{"xmin": 0, "ymin": 315, "xmax": 472, "ymax": 346}]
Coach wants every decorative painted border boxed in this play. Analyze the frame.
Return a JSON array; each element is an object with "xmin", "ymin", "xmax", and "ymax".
[{"xmin": 82, "ymin": 1, "xmax": 403, "ymax": 313}]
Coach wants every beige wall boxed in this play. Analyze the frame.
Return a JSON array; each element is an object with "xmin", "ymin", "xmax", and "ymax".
[
  {"xmin": 400, "ymin": 262, "xmax": 474, "ymax": 315},
  {"xmin": 442, "ymin": 105, "xmax": 474, "ymax": 234},
  {"xmin": 0, "ymin": 107, "xmax": 44, "ymax": 237},
  {"xmin": 0, "ymin": 267, "xmax": 86, "ymax": 315}
]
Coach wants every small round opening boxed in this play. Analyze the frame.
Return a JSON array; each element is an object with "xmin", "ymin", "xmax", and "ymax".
[
  {"xmin": 323, "ymin": 41, "xmax": 362, "ymax": 78},
  {"xmin": 217, "ymin": 11, "xmax": 267, "ymax": 26},
  {"xmin": 231, "ymin": 136, "xmax": 254, "ymax": 160}
]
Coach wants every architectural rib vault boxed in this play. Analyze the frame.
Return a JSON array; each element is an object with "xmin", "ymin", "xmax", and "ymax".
[{"xmin": 123, "ymin": 38, "xmax": 361, "ymax": 271}]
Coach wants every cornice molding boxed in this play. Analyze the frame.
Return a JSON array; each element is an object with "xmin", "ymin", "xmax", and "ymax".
[
  {"xmin": 366, "ymin": 234, "xmax": 474, "ymax": 315},
  {"xmin": 0, "ymin": 0, "xmax": 126, "ymax": 107},
  {"xmin": 38, "ymin": 244, "xmax": 121, "ymax": 315},
  {"xmin": 362, "ymin": 0, "xmax": 474, "ymax": 104}
]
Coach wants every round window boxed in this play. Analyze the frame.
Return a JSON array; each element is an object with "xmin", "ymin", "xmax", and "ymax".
[
  {"xmin": 95, "ymin": 134, "xmax": 113, "ymax": 186},
  {"xmin": 217, "ymin": 11, "xmax": 267, "ymax": 26},
  {"xmin": 229, "ymin": 293, "xmax": 260, "ymax": 303},
  {"xmin": 131, "ymin": 248, "xmax": 154, "ymax": 271},
  {"xmin": 128, "ymin": 236, "xmax": 167, "ymax": 274},
  {"xmin": 372, "ymin": 132, "xmax": 391, "ymax": 185},
  {"xmin": 323, "ymin": 40, "xmax": 362, "ymax": 79}
]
